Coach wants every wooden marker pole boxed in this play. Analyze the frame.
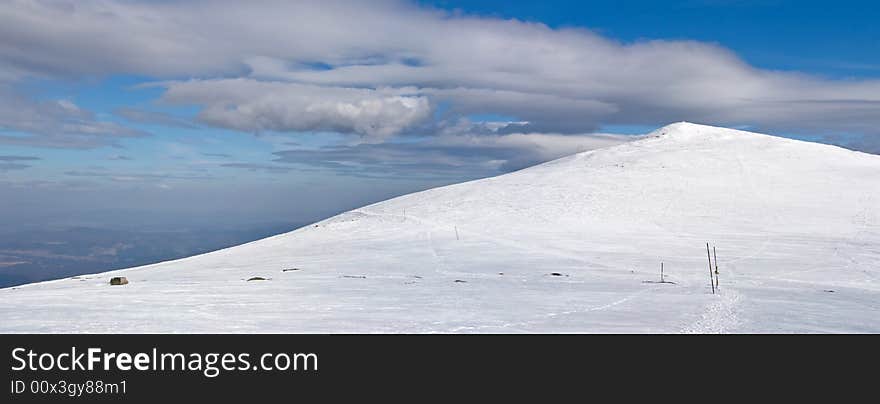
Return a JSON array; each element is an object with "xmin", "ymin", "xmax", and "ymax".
[
  {"xmin": 706, "ymin": 243, "xmax": 715, "ymax": 294},
  {"xmin": 713, "ymin": 246, "xmax": 719, "ymax": 288},
  {"xmin": 661, "ymin": 262, "xmax": 664, "ymax": 283}
]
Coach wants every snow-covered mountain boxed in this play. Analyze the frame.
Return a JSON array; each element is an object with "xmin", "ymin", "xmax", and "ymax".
[{"xmin": 2, "ymin": 122, "xmax": 878, "ymax": 333}]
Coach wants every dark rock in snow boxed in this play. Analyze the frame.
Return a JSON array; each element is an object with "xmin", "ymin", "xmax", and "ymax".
[
  {"xmin": 110, "ymin": 277, "xmax": 128, "ymax": 286},
  {"xmin": 247, "ymin": 277, "xmax": 267, "ymax": 281}
]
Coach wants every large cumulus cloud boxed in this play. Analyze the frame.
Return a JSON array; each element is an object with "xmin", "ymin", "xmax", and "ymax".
[{"xmin": 161, "ymin": 80, "xmax": 431, "ymax": 141}]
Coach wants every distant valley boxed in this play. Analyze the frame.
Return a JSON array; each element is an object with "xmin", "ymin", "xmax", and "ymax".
[{"xmin": 0, "ymin": 222, "xmax": 306, "ymax": 288}]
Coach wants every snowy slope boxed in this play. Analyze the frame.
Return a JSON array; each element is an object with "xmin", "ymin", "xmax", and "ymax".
[{"xmin": 2, "ymin": 122, "xmax": 878, "ymax": 333}]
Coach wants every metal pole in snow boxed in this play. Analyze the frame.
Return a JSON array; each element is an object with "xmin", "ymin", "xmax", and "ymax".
[
  {"xmin": 661, "ymin": 262, "xmax": 664, "ymax": 283},
  {"xmin": 713, "ymin": 246, "xmax": 719, "ymax": 288},
  {"xmin": 706, "ymin": 243, "xmax": 715, "ymax": 294}
]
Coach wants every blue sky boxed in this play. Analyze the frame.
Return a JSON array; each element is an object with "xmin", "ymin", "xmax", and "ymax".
[
  {"xmin": 429, "ymin": 0, "xmax": 880, "ymax": 78},
  {"xmin": 1, "ymin": 0, "xmax": 878, "ymax": 230}
]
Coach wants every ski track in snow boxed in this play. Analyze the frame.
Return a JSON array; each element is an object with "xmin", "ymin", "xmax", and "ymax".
[
  {"xmin": 444, "ymin": 285, "xmax": 662, "ymax": 333},
  {"xmin": 681, "ymin": 288, "xmax": 743, "ymax": 334},
  {"xmin": 681, "ymin": 252, "xmax": 745, "ymax": 333},
  {"xmin": 361, "ymin": 208, "xmax": 744, "ymax": 334}
]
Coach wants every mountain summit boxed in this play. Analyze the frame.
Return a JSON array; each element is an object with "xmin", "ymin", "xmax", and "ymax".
[{"xmin": 3, "ymin": 123, "xmax": 878, "ymax": 333}]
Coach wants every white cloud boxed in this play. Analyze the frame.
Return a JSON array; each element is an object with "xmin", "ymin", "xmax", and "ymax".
[
  {"xmin": 162, "ymin": 79, "xmax": 431, "ymax": 140},
  {"xmin": 273, "ymin": 120, "xmax": 634, "ymax": 178},
  {"xmin": 1, "ymin": 0, "xmax": 879, "ymax": 144},
  {"xmin": 0, "ymin": 87, "xmax": 147, "ymax": 148}
]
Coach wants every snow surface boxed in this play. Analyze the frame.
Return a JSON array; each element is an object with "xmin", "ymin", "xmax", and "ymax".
[{"xmin": 2, "ymin": 122, "xmax": 878, "ymax": 333}]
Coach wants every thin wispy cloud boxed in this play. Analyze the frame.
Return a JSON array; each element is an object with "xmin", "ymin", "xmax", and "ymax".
[
  {"xmin": 0, "ymin": 156, "xmax": 40, "ymax": 162},
  {"xmin": 115, "ymin": 107, "xmax": 199, "ymax": 129},
  {"xmin": 274, "ymin": 131, "xmax": 632, "ymax": 178},
  {"xmin": 220, "ymin": 162, "xmax": 293, "ymax": 174},
  {"xmin": 0, "ymin": 163, "xmax": 31, "ymax": 171},
  {"xmin": 0, "ymin": 155, "xmax": 40, "ymax": 171},
  {"xmin": 0, "ymin": 88, "xmax": 148, "ymax": 149},
  {"xmin": 64, "ymin": 170, "xmax": 214, "ymax": 182}
]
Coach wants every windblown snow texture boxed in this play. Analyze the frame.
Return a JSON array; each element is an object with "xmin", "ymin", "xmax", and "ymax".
[{"xmin": 2, "ymin": 123, "xmax": 878, "ymax": 333}]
